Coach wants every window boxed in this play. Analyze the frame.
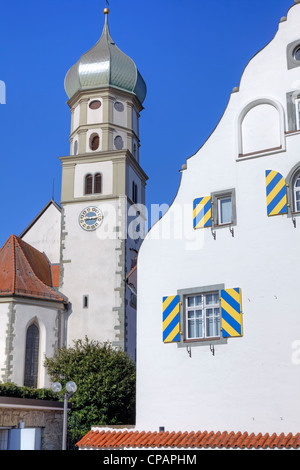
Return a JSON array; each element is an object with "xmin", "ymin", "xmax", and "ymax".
[
  {"xmin": 84, "ymin": 173, "xmax": 102, "ymax": 195},
  {"xmin": 24, "ymin": 323, "xmax": 39, "ymax": 388},
  {"xmin": 132, "ymin": 182, "xmax": 138, "ymax": 203},
  {"xmin": 89, "ymin": 100, "xmax": 101, "ymax": 110},
  {"xmin": 294, "ymin": 174, "xmax": 300, "ymax": 212},
  {"xmin": 83, "ymin": 295, "xmax": 89, "ymax": 308},
  {"xmin": 90, "ymin": 133, "xmax": 100, "ymax": 151},
  {"xmin": 0, "ymin": 430, "xmax": 9, "ymax": 450},
  {"xmin": 114, "ymin": 135, "xmax": 124, "ymax": 150},
  {"xmin": 94, "ymin": 173, "xmax": 102, "ymax": 194},
  {"xmin": 294, "ymin": 46, "xmax": 300, "ymax": 61},
  {"xmin": 85, "ymin": 174, "xmax": 93, "ymax": 195},
  {"xmin": 212, "ymin": 189, "xmax": 236, "ymax": 228},
  {"xmin": 217, "ymin": 196, "xmax": 232, "ymax": 225},
  {"xmin": 185, "ymin": 292, "xmax": 220, "ymax": 340},
  {"xmin": 74, "ymin": 140, "xmax": 78, "ymax": 155},
  {"xmin": 114, "ymin": 101, "xmax": 124, "ymax": 112}
]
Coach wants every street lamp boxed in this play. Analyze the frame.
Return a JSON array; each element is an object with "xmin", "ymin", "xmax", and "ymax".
[{"xmin": 51, "ymin": 381, "xmax": 77, "ymax": 450}]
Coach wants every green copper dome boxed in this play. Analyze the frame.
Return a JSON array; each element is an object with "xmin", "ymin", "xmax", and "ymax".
[{"xmin": 64, "ymin": 10, "xmax": 147, "ymax": 104}]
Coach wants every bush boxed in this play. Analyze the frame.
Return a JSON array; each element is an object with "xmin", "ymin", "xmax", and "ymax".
[{"xmin": 44, "ymin": 337, "xmax": 136, "ymax": 445}]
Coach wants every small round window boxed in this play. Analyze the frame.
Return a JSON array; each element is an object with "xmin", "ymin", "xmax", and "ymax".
[
  {"xmin": 294, "ymin": 46, "xmax": 300, "ymax": 61},
  {"xmin": 89, "ymin": 100, "xmax": 101, "ymax": 110},
  {"xmin": 114, "ymin": 135, "xmax": 124, "ymax": 150},
  {"xmin": 114, "ymin": 101, "xmax": 124, "ymax": 112}
]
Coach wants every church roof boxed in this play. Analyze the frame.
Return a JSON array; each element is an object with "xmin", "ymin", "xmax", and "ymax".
[
  {"xmin": 76, "ymin": 428, "xmax": 300, "ymax": 450},
  {"xmin": 0, "ymin": 235, "xmax": 67, "ymax": 303},
  {"xmin": 64, "ymin": 8, "xmax": 147, "ymax": 104}
]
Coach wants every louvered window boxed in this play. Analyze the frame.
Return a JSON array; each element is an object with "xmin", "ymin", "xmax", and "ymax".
[
  {"xmin": 85, "ymin": 174, "xmax": 93, "ymax": 195},
  {"xmin": 94, "ymin": 173, "xmax": 102, "ymax": 194}
]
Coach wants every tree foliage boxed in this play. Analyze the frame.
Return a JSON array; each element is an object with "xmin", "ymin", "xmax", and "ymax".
[{"xmin": 44, "ymin": 337, "xmax": 136, "ymax": 444}]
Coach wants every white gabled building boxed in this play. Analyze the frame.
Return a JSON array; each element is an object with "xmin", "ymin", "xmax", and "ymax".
[{"xmin": 134, "ymin": 1, "xmax": 300, "ymax": 437}]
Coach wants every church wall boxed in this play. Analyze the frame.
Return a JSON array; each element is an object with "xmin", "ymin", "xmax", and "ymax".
[
  {"xmin": 136, "ymin": 5, "xmax": 300, "ymax": 434},
  {"xmin": 73, "ymin": 160, "xmax": 113, "ymax": 198},
  {"xmin": 0, "ymin": 302, "xmax": 12, "ymax": 383},
  {"xmin": 21, "ymin": 203, "xmax": 61, "ymax": 265},
  {"xmin": 7, "ymin": 301, "xmax": 64, "ymax": 388},
  {"xmin": 61, "ymin": 200, "xmax": 126, "ymax": 348}
]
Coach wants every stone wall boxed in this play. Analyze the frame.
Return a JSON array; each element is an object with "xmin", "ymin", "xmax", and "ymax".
[{"xmin": 0, "ymin": 397, "xmax": 64, "ymax": 450}]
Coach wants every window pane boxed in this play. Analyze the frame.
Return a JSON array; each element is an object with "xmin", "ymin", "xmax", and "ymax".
[
  {"xmin": 187, "ymin": 296, "xmax": 195, "ymax": 307},
  {"xmin": 206, "ymin": 316, "xmax": 220, "ymax": 337},
  {"xmin": 219, "ymin": 197, "xmax": 232, "ymax": 224},
  {"xmin": 24, "ymin": 324, "xmax": 39, "ymax": 388},
  {"xmin": 205, "ymin": 292, "xmax": 218, "ymax": 305},
  {"xmin": 85, "ymin": 174, "xmax": 93, "ymax": 195},
  {"xmin": 195, "ymin": 295, "xmax": 202, "ymax": 306},
  {"xmin": 94, "ymin": 173, "xmax": 102, "ymax": 194}
]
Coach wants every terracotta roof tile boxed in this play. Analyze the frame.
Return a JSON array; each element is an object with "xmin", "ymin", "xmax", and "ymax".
[
  {"xmin": 0, "ymin": 235, "xmax": 67, "ymax": 303},
  {"xmin": 76, "ymin": 429, "xmax": 300, "ymax": 450}
]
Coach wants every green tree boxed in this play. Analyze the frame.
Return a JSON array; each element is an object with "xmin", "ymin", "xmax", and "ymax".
[{"xmin": 44, "ymin": 337, "xmax": 136, "ymax": 445}]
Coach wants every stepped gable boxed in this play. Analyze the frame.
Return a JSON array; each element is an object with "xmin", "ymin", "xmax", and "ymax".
[{"xmin": 0, "ymin": 235, "xmax": 67, "ymax": 303}]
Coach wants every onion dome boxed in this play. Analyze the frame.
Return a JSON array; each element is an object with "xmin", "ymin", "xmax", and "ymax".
[{"xmin": 64, "ymin": 8, "xmax": 147, "ymax": 104}]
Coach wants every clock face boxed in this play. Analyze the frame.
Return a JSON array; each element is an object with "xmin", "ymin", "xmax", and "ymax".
[{"xmin": 79, "ymin": 206, "xmax": 103, "ymax": 231}]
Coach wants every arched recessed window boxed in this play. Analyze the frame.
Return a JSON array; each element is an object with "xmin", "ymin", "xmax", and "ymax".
[
  {"xmin": 85, "ymin": 174, "xmax": 93, "ymax": 195},
  {"xmin": 74, "ymin": 140, "xmax": 78, "ymax": 155},
  {"xmin": 90, "ymin": 133, "xmax": 100, "ymax": 151},
  {"xmin": 84, "ymin": 173, "xmax": 103, "ymax": 195},
  {"xmin": 24, "ymin": 323, "xmax": 40, "ymax": 388},
  {"xmin": 294, "ymin": 173, "xmax": 300, "ymax": 212},
  {"xmin": 94, "ymin": 173, "xmax": 102, "ymax": 194},
  {"xmin": 132, "ymin": 181, "xmax": 138, "ymax": 204}
]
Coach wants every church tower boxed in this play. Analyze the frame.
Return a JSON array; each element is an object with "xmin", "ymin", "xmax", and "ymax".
[{"xmin": 59, "ymin": 7, "xmax": 148, "ymax": 360}]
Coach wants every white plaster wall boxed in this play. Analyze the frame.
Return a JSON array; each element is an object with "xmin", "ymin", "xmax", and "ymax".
[
  {"xmin": 21, "ymin": 203, "xmax": 61, "ymax": 264},
  {"xmin": 61, "ymin": 200, "xmax": 126, "ymax": 347},
  {"xmin": 87, "ymin": 97, "xmax": 103, "ymax": 124},
  {"xmin": 136, "ymin": 4, "xmax": 300, "ymax": 435},
  {"xmin": 0, "ymin": 302, "xmax": 10, "ymax": 382},
  {"xmin": 132, "ymin": 108, "xmax": 138, "ymax": 137},
  {"xmin": 74, "ymin": 161, "xmax": 113, "ymax": 198},
  {"xmin": 241, "ymin": 103, "xmax": 281, "ymax": 155},
  {"xmin": 73, "ymin": 103, "xmax": 80, "ymax": 132},
  {"xmin": 113, "ymin": 99, "xmax": 127, "ymax": 127},
  {"xmin": 9, "ymin": 301, "xmax": 63, "ymax": 388},
  {"xmin": 127, "ymin": 165, "xmax": 143, "ymax": 205}
]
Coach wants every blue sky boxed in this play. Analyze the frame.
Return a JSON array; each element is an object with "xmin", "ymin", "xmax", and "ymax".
[{"xmin": 0, "ymin": 0, "xmax": 293, "ymax": 247}]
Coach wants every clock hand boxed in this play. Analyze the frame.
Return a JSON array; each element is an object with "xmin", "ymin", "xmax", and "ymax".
[{"xmin": 85, "ymin": 216, "xmax": 98, "ymax": 220}]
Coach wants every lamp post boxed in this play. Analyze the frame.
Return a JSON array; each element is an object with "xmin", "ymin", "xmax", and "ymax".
[{"xmin": 51, "ymin": 381, "xmax": 77, "ymax": 450}]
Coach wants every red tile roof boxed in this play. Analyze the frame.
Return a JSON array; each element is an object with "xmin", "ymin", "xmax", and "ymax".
[
  {"xmin": 76, "ymin": 428, "xmax": 300, "ymax": 450},
  {"xmin": 0, "ymin": 235, "xmax": 67, "ymax": 303},
  {"xmin": 51, "ymin": 264, "xmax": 60, "ymax": 288}
]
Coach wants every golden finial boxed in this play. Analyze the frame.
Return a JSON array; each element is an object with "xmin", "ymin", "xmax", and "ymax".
[{"xmin": 104, "ymin": 7, "xmax": 109, "ymax": 14}]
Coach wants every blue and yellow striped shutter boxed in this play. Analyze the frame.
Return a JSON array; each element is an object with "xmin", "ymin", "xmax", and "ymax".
[
  {"xmin": 265, "ymin": 170, "xmax": 288, "ymax": 216},
  {"xmin": 221, "ymin": 288, "xmax": 243, "ymax": 338},
  {"xmin": 193, "ymin": 197, "xmax": 212, "ymax": 229},
  {"xmin": 163, "ymin": 295, "xmax": 180, "ymax": 343}
]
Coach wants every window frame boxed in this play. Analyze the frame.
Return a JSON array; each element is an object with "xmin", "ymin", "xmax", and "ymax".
[
  {"xmin": 185, "ymin": 291, "xmax": 221, "ymax": 341},
  {"xmin": 24, "ymin": 322, "xmax": 40, "ymax": 388},
  {"xmin": 286, "ymin": 164, "xmax": 300, "ymax": 217},
  {"xmin": 177, "ymin": 284, "xmax": 228, "ymax": 349},
  {"xmin": 293, "ymin": 174, "xmax": 300, "ymax": 213},
  {"xmin": 84, "ymin": 172, "xmax": 103, "ymax": 196},
  {"xmin": 211, "ymin": 188, "xmax": 237, "ymax": 229}
]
